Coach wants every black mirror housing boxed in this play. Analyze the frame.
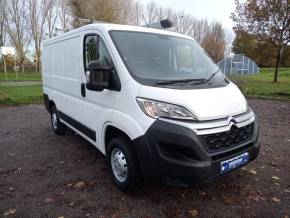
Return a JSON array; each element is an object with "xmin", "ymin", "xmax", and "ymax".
[{"xmin": 86, "ymin": 60, "xmax": 113, "ymax": 91}]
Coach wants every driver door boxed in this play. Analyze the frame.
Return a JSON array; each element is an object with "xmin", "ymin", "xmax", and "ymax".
[{"xmin": 80, "ymin": 32, "xmax": 116, "ymax": 148}]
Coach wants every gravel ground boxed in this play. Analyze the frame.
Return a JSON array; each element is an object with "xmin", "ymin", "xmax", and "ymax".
[{"xmin": 0, "ymin": 99, "xmax": 290, "ymax": 218}]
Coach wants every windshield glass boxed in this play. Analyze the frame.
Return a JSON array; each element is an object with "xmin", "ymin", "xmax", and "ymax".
[{"xmin": 110, "ymin": 31, "xmax": 226, "ymax": 87}]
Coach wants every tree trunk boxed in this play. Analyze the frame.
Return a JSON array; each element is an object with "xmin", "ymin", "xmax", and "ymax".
[
  {"xmin": 36, "ymin": 50, "xmax": 41, "ymax": 74},
  {"xmin": 34, "ymin": 44, "xmax": 39, "ymax": 73},
  {"xmin": 273, "ymin": 47, "xmax": 281, "ymax": 83}
]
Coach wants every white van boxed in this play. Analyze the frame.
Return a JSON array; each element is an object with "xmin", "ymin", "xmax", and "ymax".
[{"xmin": 42, "ymin": 23, "xmax": 260, "ymax": 191}]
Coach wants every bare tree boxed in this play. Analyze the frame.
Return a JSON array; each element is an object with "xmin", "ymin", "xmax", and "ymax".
[
  {"xmin": 28, "ymin": 0, "xmax": 51, "ymax": 73},
  {"xmin": 58, "ymin": 0, "xmax": 72, "ymax": 31},
  {"xmin": 0, "ymin": 0, "xmax": 7, "ymax": 47},
  {"xmin": 202, "ymin": 22, "xmax": 226, "ymax": 62},
  {"xmin": 69, "ymin": 0, "xmax": 117, "ymax": 26},
  {"xmin": 191, "ymin": 19, "xmax": 210, "ymax": 45},
  {"xmin": 131, "ymin": 1, "xmax": 144, "ymax": 25},
  {"xmin": 224, "ymin": 29, "xmax": 234, "ymax": 57},
  {"xmin": 173, "ymin": 12, "xmax": 196, "ymax": 36},
  {"xmin": 145, "ymin": 1, "xmax": 158, "ymax": 24},
  {"xmin": 46, "ymin": 0, "xmax": 58, "ymax": 36},
  {"xmin": 231, "ymin": 0, "xmax": 290, "ymax": 82},
  {"xmin": 4, "ymin": 0, "xmax": 31, "ymax": 72},
  {"xmin": 115, "ymin": 0, "xmax": 134, "ymax": 24}
]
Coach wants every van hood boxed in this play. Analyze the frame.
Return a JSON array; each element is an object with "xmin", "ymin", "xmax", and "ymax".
[{"xmin": 138, "ymin": 82, "xmax": 248, "ymax": 121}]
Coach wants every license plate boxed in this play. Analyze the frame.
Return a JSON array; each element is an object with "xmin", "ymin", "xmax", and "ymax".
[{"xmin": 220, "ymin": 152, "xmax": 249, "ymax": 174}]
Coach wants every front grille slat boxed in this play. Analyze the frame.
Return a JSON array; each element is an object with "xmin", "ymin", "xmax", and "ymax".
[{"xmin": 201, "ymin": 123, "xmax": 254, "ymax": 152}]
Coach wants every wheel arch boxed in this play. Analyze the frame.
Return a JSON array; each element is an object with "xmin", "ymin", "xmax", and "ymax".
[
  {"xmin": 101, "ymin": 111, "xmax": 153, "ymax": 155},
  {"xmin": 103, "ymin": 124, "xmax": 133, "ymax": 156},
  {"xmin": 43, "ymin": 93, "xmax": 56, "ymax": 113}
]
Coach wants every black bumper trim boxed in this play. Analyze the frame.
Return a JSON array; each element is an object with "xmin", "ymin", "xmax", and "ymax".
[{"xmin": 133, "ymin": 118, "xmax": 260, "ymax": 185}]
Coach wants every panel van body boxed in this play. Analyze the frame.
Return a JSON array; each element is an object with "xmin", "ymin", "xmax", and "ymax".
[{"xmin": 42, "ymin": 23, "xmax": 260, "ymax": 190}]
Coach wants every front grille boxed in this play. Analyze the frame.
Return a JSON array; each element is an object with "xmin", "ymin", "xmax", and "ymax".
[{"xmin": 201, "ymin": 123, "xmax": 254, "ymax": 152}]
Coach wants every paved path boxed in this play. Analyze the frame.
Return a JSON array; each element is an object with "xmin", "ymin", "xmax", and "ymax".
[{"xmin": 0, "ymin": 81, "xmax": 42, "ymax": 86}]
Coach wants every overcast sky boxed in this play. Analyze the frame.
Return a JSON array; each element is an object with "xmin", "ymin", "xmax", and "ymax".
[{"xmin": 140, "ymin": 0, "xmax": 239, "ymax": 31}]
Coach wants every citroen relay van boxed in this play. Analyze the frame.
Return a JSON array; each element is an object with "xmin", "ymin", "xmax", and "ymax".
[{"xmin": 42, "ymin": 23, "xmax": 260, "ymax": 191}]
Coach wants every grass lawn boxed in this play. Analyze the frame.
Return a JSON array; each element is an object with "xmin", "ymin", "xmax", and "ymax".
[
  {"xmin": 0, "ymin": 68, "xmax": 289, "ymax": 105},
  {"xmin": 230, "ymin": 68, "xmax": 290, "ymax": 101},
  {"xmin": 0, "ymin": 85, "xmax": 43, "ymax": 105},
  {"xmin": 0, "ymin": 72, "xmax": 42, "ymax": 81}
]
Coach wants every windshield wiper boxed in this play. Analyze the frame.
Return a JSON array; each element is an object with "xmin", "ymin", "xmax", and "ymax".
[
  {"xmin": 194, "ymin": 70, "xmax": 220, "ymax": 85},
  {"xmin": 155, "ymin": 78, "xmax": 206, "ymax": 86}
]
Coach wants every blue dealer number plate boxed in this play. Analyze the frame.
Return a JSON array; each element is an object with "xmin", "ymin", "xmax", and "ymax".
[{"xmin": 220, "ymin": 152, "xmax": 249, "ymax": 174}]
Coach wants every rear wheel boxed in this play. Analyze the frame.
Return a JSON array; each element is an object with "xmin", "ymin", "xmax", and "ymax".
[
  {"xmin": 50, "ymin": 105, "xmax": 66, "ymax": 135},
  {"xmin": 108, "ymin": 137, "xmax": 140, "ymax": 191}
]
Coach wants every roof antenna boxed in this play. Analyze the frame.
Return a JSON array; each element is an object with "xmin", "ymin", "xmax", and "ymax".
[{"xmin": 142, "ymin": 18, "xmax": 173, "ymax": 29}]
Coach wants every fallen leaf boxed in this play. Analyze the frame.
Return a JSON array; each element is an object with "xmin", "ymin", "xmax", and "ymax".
[
  {"xmin": 284, "ymin": 189, "xmax": 290, "ymax": 193},
  {"xmin": 272, "ymin": 197, "xmax": 281, "ymax": 203},
  {"xmin": 188, "ymin": 208, "xmax": 198, "ymax": 217},
  {"xmin": 248, "ymin": 190, "xmax": 265, "ymax": 202},
  {"xmin": 74, "ymin": 181, "xmax": 85, "ymax": 188},
  {"xmin": 198, "ymin": 189, "xmax": 206, "ymax": 196},
  {"xmin": 8, "ymin": 153, "xmax": 16, "ymax": 157},
  {"xmin": 242, "ymin": 167, "xmax": 257, "ymax": 175},
  {"xmin": 69, "ymin": 202, "xmax": 74, "ymax": 207},
  {"xmin": 4, "ymin": 208, "xmax": 16, "ymax": 216},
  {"xmin": 66, "ymin": 183, "xmax": 73, "ymax": 188},
  {"xmin": 222, "ymin": 195, "xmax": 233, "ymax": 204},
  {"xmin": 45, "ymin": 198, "xmax": 53, "ymax": 203},
  {"xmin": 272, "ymin": 176, "xmax": 280, "ymax": 180},
  {"xmin": 269, "ymin": 162, "xmax": 279, "ymax": 167},
  {"xmin": 249, "ymin": 169, "xmax": 257, "ymax": 175}
]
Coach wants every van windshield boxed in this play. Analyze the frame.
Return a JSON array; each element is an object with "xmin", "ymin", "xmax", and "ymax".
[{"xmin": 110, "ymin": 31, "xmax": 227, "ymax": 87}]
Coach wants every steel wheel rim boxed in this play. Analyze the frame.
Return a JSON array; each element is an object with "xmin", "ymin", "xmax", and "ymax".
[
  {"xmin": 110, "ymin": 148, "xmax": 128, "ymax": 183},
  {"xmin": 52, "ymin": 112, "xmax": 58, "ymax": 130}
]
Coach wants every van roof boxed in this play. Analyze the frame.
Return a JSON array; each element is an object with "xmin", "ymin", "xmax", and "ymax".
[{"xmin": 43, "ymin": 22, "xmax": 193, "ymax": 44}]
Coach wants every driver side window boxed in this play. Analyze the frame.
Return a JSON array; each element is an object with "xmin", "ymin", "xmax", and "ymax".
[
  {"xmin": 84, "ymin": 35, "xmax": 112, "ymax": 71},
  {"xmin": 84, "ymin": 35, "xmax": 98, "ymax": 70}
]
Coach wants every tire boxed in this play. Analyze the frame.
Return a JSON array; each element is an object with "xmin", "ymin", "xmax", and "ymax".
[
  {"xmin": 108, "ymin": 137, "xmax": 140, "ymax": 191},
  {"xmin": 50, "ymin": 105, "xmax": 67, "ymax": 135}
]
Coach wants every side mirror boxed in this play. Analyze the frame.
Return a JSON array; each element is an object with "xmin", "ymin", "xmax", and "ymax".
[{"xmin": 85, "ymin": 59, "xmax": 113, "ymax": 91}]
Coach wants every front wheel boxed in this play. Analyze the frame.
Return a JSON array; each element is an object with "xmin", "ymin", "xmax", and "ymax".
[
  {"xmin": 50, "ymin": 105, "xmax": 67, "ymax": 135},
  {"xmin": 108, "ymin": 137, "xmax": 140, "ymax": 191}
]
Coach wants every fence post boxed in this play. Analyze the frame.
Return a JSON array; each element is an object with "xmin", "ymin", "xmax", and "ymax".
[
  {"xmin": 230, "ymin": 55, "xmax": 233, "ymax": 75},
  {"xmin": 252, "ymin": 60, "xmax": 254, "ymax": 74},
  {"xmin": 242, "ymin": 54, "xmax": 245, "ymax": 76},
  {"xmin": 14, "ymin": 56, "xmax": 18, "ymax": 80},
  {"xmin": 3, "ymin": 56, "xmax": 7, "ymax": 81},
  {"xmin": 224, "ymin": 57, "xmax": 226, "ymax": 75}
]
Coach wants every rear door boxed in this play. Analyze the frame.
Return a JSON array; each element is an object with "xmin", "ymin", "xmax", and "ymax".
[{"xmin": 80, "ymin": 31, "xmax": 116, "ymax": 148}]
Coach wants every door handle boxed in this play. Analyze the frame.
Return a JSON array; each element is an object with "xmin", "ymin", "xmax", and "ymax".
[{"xmin": 81, "ymin": 83, "xmax": 86, "ymax": 97}]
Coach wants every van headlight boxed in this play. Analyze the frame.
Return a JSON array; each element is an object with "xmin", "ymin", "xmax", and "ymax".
[{"xmin": 136, "ymin": 98, "xmax": 196, "ymax": 121}]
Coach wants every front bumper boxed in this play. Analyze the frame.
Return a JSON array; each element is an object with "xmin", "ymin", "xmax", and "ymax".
[{"xmin": 133, "ymin": 117, "xmax": 260, "ymax": 186}]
